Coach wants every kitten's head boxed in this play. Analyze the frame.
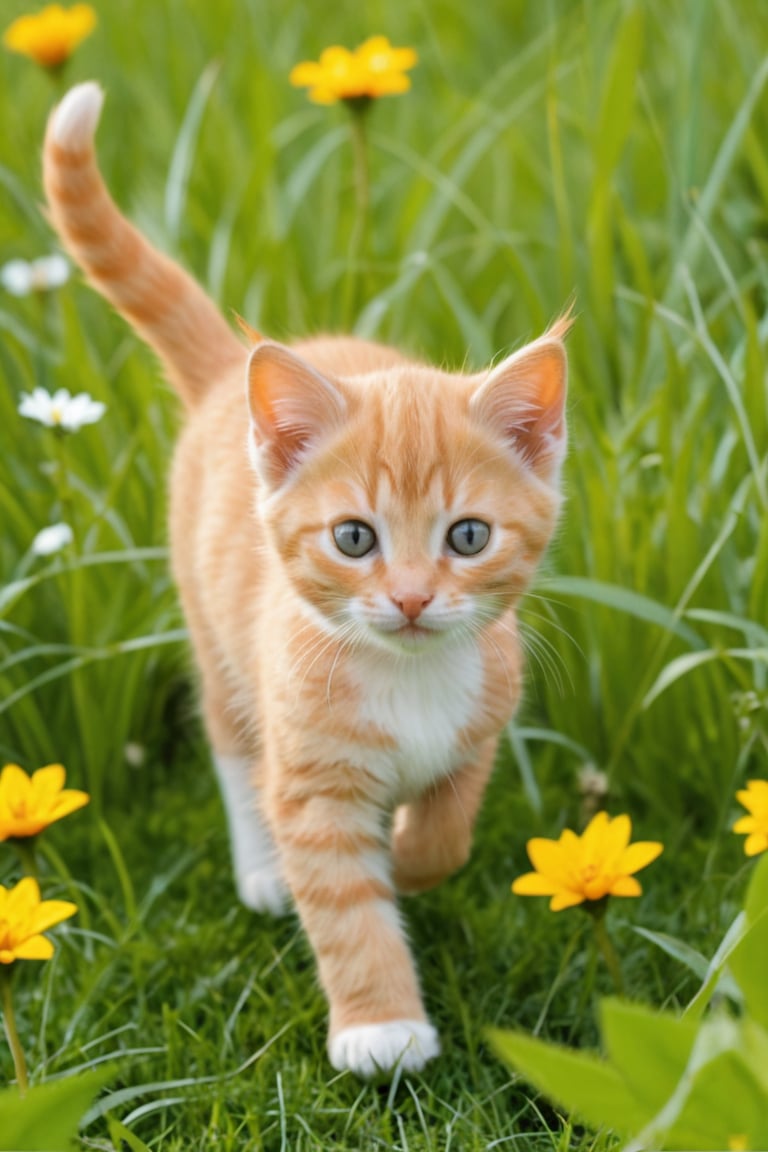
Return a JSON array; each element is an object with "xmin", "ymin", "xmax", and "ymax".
[{"xmin": 246, "ymin": 320, "xmax": 570, "ymax": 655}]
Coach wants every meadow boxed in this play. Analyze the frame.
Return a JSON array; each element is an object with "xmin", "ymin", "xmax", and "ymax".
[{"xmin": 0, "ymin": 0, "xmax": 767, "ymax": 1148}]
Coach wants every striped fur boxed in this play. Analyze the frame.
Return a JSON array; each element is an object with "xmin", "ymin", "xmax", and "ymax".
[{"xmin": 43, "ymin": 83, "xmax": 572, "ymax": 1078}]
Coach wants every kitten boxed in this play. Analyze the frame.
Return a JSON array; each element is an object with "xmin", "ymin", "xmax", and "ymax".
[{"xmin": 43, "ymin": 82, "xmax": 571, "ymax": 1078}]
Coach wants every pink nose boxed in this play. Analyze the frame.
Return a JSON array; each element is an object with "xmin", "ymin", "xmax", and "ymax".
[{"xmin": 392, "ymin": 592, "xmax": 433, "ymax": 622}]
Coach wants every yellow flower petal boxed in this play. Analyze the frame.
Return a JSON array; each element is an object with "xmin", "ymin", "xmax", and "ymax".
[
  {"xmin": 511, "ymin": 872, "xmax": 559, "ymax": 896},
  {"xmin": 0, "ymin": 877, "xmax": 76, "ymax": 964},
  {"xmin": 617, "ymin": 840, "xmax": 664, "ymax": 875},
  {"xmin": 290, "ymin": 35, "xmax": 416, "ymax": 103},
  {"xmin": 745, "ymin": 832, "xmax": 768, "ymax": 857},
  {"xmin": 29, "ymin": 899, "xmax": 78, "ymax": 936},
  {"xmin": 526, "ymin": 837, "xmax": 573, "ymax": 886},
  {"xmin": 513, "ymin": 810, "xmax": 663, "ymax": 910},
  {"xmin": 609, "ymin": 875, "xmax": 643, "ymax": 897},
  {"xmin": 12, "ymin": 935, "xmax": 54, "ymax": 961},
  {"xmin": 550, "ymin": 890, "xmax": 586, "ymax": 911},
  {"xmin": 0, "ymin": 764, "xmax": 32, "ymax": 808},
  {"xmin": 30, "ymin": 763, "xmax": 66, "ymax": 804},
  {"xmin": 3, "ymin": 4, "xmax": 96, "ymax": 68}
]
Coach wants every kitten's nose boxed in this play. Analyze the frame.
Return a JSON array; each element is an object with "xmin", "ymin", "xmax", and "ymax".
[{"xmin": 392, "ymin": 592, "xmax": 433, "ymax": 622}]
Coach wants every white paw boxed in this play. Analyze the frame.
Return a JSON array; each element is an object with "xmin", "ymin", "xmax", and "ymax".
[
  {"xmin": 237, "ymin": 868, "xmax": 290, "ymax": 917},
  {"xmin": 329, "ymin": 1019, "xmax": 440, "ymax": 1078}
]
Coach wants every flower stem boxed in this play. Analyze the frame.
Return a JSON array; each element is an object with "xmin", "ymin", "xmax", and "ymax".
[
  {"xmin": 12, "ymin": 838, "xmax": 39, "ymax": 883},
  {"xmin": 340, "ymin": 104, "xmax": 371, "ymax": 327},
  {"xmin": 590, "ymin": 909, "xmax": 625, "ymax": 997},
  {"xmin": 0, "ymin": 970, "xmax": 29, "ymax": 1095}
]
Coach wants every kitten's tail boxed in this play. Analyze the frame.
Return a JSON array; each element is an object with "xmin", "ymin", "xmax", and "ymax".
[{"xmin": 43, "ymin": 83, "xmax": 245, "ymax": 408}]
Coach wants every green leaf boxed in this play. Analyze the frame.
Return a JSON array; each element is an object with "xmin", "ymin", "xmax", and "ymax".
[
  {"xmin": 743, "ymin": 851, "xmax": 768, "ymax": 925},
  {"xmin": 632, "ymin": 926, "xmax": 742, "ymax": 1000},
  {"xmin": 539, "ymin": 576, "xmax": 704, "ymax": 648},
  {"xmin": 106, "ymin": 1117, "xmax": 153, "ymax": 1152},
  {"xmin": 661, "ymin": 1049, "xmax": 768, "ymax": 1151},
  {"xmin": 599, "ymin": 999, "xmax": 698, "ymax": 1114},
  {"xmin": 728, "ymin": 909, "xmax": 768, "ymax": 1029},
  {"xmin": 486, "ymin": 1028, "xmax": 649, "ymax": 1135},
  {"xmin": 0, "ymin": 1071, "xmax": 108, "ymax": 1152}
]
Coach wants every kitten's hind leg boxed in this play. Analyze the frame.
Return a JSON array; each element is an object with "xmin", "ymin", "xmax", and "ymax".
[
  {"xmin": 392, "ymin": 738, "xmax": 497, "ymax": 893},
  {"xmin": 212, "ymin": 752, "xmax": 290, "ymax": 916}
]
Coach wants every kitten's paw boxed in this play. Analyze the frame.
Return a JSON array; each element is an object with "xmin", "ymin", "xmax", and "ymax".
[
  {"xmin": 329, "ymin": 1019, "xmax": 440, "ymax": 1078},
  {"xmin": 237, "ymin": 868, "xmax": 290, "ymax": 917}
]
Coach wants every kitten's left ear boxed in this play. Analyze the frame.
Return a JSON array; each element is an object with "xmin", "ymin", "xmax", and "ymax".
[
  {"xmin": 470, "ymin": 330, "xmax": 569, "ymax": 479},
  {"xmin": 246, "ymin": 342, "xmax": 347, "ymax": 486}
]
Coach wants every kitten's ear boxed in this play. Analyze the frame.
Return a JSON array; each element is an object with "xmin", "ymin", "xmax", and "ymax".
[
  {"xmin": 246, "ymin": 343, "xmax": 347, "ymax": 485},
  {"xmin": 470, "ymin": 331, "xmax": 568, "ymax": 478}
]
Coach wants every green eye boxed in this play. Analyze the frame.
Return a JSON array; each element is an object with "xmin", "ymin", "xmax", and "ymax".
[
  {"xmin": 333, "ymin": 520, "xmax": 377, "ymax": 558},
  {"xmin": 447, "ymin": 519, "xmax": 490, "ymax": 556}
]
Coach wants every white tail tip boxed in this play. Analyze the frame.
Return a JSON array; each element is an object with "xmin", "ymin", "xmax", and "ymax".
[{"xmin": 49, "ymin": 82, "xmax": 104, "ymax": 150}]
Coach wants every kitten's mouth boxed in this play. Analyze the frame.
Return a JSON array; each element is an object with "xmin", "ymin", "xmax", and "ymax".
[{"xmin": 394, "ymin": 623, "xmax": 434, "ymax": 641}]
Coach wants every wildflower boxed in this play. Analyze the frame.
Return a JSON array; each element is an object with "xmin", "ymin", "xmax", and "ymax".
[
  {"xmin": 0, "ymin": 877, "xmax": 76, "ymax": 963},
  {"xmin": 31, "ymin": 521, "xmax": 73, "ymax": 556},
  {"xmin": 290, "ymin": 36, "xmax": 417, "ymax": 105},
  {"xmin": 0, "ymin": 763, "xmax": 89, "ymax": 841},
  {"xmin": 512, "ymin": 811, "xmax": 663, "ymax": 911},
  {"xmin": 1, "ymin": 254, "xmax": 69, "ymax": 296},
  {"xmin": 18, "ymin": 386, "xmax": 105, "ymax": 431},
  {"xmin": 3, "ymin": 4, "xmax": 96, "ymax": 69},
  {"xmin": 733, "ymin": 779, "xmax": 768, "ymax": 857}
]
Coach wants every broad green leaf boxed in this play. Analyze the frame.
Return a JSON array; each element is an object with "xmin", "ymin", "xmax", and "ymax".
[
  {"xmin": 728, "ymin": 913, "xmax": 768, "ymax": 1029},
  {"xmin": 486, "ymin": 1028, "xmax": 649, "ymax": 1135},
  {"xmin": 743, "ymin": 851, "xmax": 768, "ymax": 925},
  {"xmin": 660, "ymin": 1049, "xmax": 768, "ymax": 1151},
  {"xmin": 0, "ymin": 1071, "xmax": 108, "ymax": 1151},
  {"xmin": 599, "ymin": 999, "xmax": 697, "ymax": 1114}
]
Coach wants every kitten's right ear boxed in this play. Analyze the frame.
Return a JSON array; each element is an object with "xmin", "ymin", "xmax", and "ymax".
[{"xmin": 246, "ymin": 343, "xmax": 347, "ymax": 486}]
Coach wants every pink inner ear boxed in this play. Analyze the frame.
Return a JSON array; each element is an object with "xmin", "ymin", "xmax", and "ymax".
[
  {"xmin": 470, "ymin": 338, "xmax": 568, "ymax": 473},
  {"xmin": 247, "ymin": 342, "xmax": 347, "ymax": 483}
]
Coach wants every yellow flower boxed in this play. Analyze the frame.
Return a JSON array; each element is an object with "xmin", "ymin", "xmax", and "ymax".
[
  {"xmin": 0, "ymin": 876, "xmax": 77, "ymax": 964},
  {"xmin": 512, "ymin": 811, "xmax": 663, "ymax": 912},
  {"xmin": 290, "ymin": 36, "xmax": 417, "ymax": 105},
  {"xmin": 0, "ymin": 763, "xmax": 89, "ymax": 840},
  {"xmin": 733, "ymin": 779, "xmax": 768, "ymax": 857},
  {"xmin": 3, "ymin": 4, "xmax": 96, "ymax": 69}
]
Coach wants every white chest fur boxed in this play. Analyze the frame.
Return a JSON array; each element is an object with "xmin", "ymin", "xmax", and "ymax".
[{"xmin": 356, "ymin": 640, "xmax": 484, "ymax": 800}]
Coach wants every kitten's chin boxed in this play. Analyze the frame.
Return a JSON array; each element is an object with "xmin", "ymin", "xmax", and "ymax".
[{"xmin": 367, "ymin": 622, "xmax": 451, "ymax": 655}]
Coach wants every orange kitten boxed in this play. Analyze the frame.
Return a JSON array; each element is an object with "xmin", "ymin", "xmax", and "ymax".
[{"xmin": 43, "ymin": 83, "xmax": 571, "ymax": 1078}]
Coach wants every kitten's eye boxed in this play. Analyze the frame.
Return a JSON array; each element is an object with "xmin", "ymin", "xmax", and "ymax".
[
  {"xmin": 447, "ymin": 519, "xmax": 491, "ymax": 556},
  {"xmin": 333, "ymin": 520, "xmax": 377, "ymax": 558}
]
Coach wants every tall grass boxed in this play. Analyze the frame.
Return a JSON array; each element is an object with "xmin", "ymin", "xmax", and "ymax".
[{"xmin": 0, "ymin": 0, "xmax": 766, "ymax": 1147}]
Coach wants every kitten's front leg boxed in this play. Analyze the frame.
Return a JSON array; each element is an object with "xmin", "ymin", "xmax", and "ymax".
[
  {"xmin": 392, "ymin": 738, "xmax": 498, "ymax": 893},
  {"xmin": 212, "ymin": 752, "xmax": 290, "ymax": 916},
  {"xmin": 266, "ymin": 772, "xmax": 440, "ymax": 1077}
]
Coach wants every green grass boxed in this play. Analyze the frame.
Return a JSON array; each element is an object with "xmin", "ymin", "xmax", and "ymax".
[{"xmin": 0, "ymin": 0, "xmax": 767, "ymax": 1147}]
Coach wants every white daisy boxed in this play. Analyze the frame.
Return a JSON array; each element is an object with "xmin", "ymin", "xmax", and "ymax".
[
  {"xmin": 1, "ymin": 254, "xmax": 69, "ymax": 296},
  {"xmin": 18, "ymin": 386, "xmax": 106, "ymax": 431},
  {"xmin": 31, "ymin": 522, "xmax": 74, "ymax": 556}
]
